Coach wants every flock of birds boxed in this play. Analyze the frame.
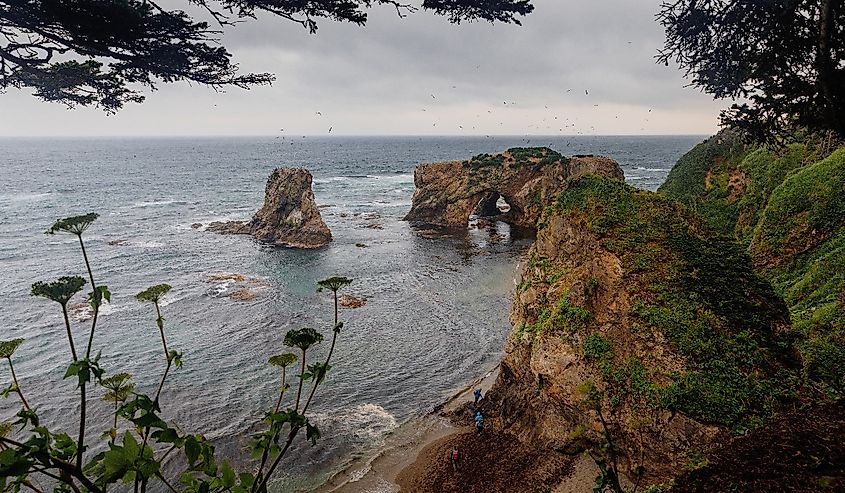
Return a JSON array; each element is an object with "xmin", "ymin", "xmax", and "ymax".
[{"xmin": 263, "ymin": 78, "xmax": 655, "ymax": 140}]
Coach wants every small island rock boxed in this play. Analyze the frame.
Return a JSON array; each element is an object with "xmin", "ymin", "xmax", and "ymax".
[{"xmin": 208, "ymin": 168, "xmax": 332, "ymax": 249}]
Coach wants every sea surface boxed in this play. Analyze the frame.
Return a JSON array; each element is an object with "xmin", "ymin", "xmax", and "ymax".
[{"xmin": 0, "ymin": 135, "xmax": 703, "ymax": 491}]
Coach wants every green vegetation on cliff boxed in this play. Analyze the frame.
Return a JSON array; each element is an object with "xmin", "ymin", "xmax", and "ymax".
[
  {"xmin": 660, "ymin": 133, "xmax": 845, "ymax": 395},
  {"xmin": 462, "ymin": 147, "xmax": 568, "ymax": 171},
  {"xmin": 547, "ymin": 176, "xmax": 794, "ymax": 427}
]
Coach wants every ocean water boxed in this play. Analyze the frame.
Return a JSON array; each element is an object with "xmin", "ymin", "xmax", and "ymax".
[{"xmin": 0, "ymin": 135, "xmax": 702, "ymax": 491}]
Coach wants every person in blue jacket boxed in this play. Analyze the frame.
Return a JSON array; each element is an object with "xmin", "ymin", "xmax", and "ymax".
[
  {"xmin": 473, "ymin": 388, "xmax": 482, "ymax": 405},
  {"xmin": 474, "ymin": 410, "xmax": 484, "ymax": 433}
]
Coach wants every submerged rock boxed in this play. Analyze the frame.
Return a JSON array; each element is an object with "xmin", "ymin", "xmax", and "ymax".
[
  {"xmin": 339, "ymin": 294, "xmax": 367, "ymax": 308},
  {"xmin": 229, "ymin": 288, "xmax": 258, "ymax": 302},
  {"xmin": 208, "ymin": 168, "xmax": 332, "ymax": 249},
  {"xmin": 404, "ymin": 147, "xmax": 623, "ymax": 228}
]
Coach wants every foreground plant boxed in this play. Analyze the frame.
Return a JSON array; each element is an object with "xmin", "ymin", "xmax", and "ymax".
[{"xmin": 0, "ymin": 213, "xmax": 355, "ymax": 493}]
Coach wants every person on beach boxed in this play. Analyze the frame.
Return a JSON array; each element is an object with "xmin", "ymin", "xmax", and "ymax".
[
  {"xmin": 473, "ymin": 388, "xmax": 482, "ymax": 405},
  {"xmin": 475, "ymin": 410, "xmax": 484, "ymax": 433},
  {"xmin": 449, "ymin": 446, "xmax": 461, "ymax": 471}
]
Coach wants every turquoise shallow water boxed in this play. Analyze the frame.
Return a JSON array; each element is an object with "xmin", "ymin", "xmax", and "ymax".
[{"xmin": 0, "ymin": 135, "xmax": 701, "ymax": 491}]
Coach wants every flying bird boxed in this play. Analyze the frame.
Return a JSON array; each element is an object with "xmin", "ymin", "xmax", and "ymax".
[
  {"xmin": 328, "ymin": 126, "xmax": 333, "ymax": 133},
  {"xmin": 315, "ymin": 111, "xmax": 322, "ymax": 116},
  {"xmin": 585, "ymin": 90, "xmax": 589, "ymax": 95}
]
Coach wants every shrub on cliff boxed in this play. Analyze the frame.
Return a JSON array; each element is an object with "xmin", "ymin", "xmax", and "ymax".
[
  {"xmin": 1, "ymin": 213, "xmax": 354, "ymax": 493},
  {"xmin": 660, "ymin": 133, "xmax": 845, "ymax": 395}
]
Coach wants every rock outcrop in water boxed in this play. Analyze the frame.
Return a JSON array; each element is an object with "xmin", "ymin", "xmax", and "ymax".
[
  {"xmin": 485, "ymin": 174, "xmax": 796, "ymax": 486},
  {"xmin": 209, "ymin": 168, "xmax": 332, "ymax": 249},
  {"xmin": 403, "ymin": 148, "xmax": 623, "ymax": 228}
]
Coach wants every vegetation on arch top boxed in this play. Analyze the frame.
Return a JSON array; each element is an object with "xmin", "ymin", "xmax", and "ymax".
[
  {"xmin": 462, "ymin": 147, "xmax": 569, "ymax": 171},
  {"xmin": 0, "ymin": 0, "xmax": 533, "ymax": 112}
]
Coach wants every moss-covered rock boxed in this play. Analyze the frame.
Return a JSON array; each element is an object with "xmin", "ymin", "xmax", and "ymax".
[
  {"xmin": 487, "ymin": 175, "xmax": 796, "ymax": 484},
  {"xmin": 660, "ymin": 132, "xmax": 845, "ymax": 395}
]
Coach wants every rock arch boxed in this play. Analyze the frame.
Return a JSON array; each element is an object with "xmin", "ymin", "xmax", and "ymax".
[{"xmin": 404, "ymin": 148, "xmax": 624, "ymax": 229}]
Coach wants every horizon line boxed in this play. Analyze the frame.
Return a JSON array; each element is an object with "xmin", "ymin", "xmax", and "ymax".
[{"xmin": 0, "ymin": 133, "xmax": 711, "ymax": 139}]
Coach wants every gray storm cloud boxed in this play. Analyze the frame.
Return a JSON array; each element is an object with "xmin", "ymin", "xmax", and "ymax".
[{"xmin": 0, "ymin": 0, "xmax": 726, "ymax": 136}]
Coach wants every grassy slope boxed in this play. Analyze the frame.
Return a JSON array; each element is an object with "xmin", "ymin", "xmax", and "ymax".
[
  {"xmin": 537, "ymin": 176, "xmax": 795, "ymax": 428},
  {"xmin": 660, "ymin": 132, "xmax": 845, "ymax": 394}
]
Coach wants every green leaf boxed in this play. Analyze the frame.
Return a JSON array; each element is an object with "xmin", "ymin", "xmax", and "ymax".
[
  {"xmin": 221, "ymin": 460, "xmax": 236, "ymax": 488},
  {"xmin": 123, "ymin": 431, "xmax": 140, "ymax": 459},
  {"xmin": 305, "ymin": 421, "xmax": 321, "ymax": 446},
  {"xmin": 238, "ymin": 473, "xmax": 255, "ymax": 489},
  {"xmin": 0, "ymin": 448, "xmax": 33, "ymax": 477},
  {"xmin": 88, "ymin": 285, "xmax": 111, "ymax": 309},
  {"xmin": 184, "ymin": 436, "xmax": 200, "ymax": 466}
]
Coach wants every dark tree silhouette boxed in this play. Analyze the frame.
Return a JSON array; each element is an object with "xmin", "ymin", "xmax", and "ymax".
[
  {"xmin": 658, "ymin": 0, "xmax": 845, "ymax": 142},
  {"xmin": 0, "ymin": 0, "xmax": 533, "ymax": 112}
]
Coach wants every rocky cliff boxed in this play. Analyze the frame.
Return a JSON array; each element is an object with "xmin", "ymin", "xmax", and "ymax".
[
  {"xmin": 209, "ymin": 168, "xmax": 332, "ymax": 249},
  {"xmin": 485, "ymin": 174, "xmax": 796, "ymax": 486},
  {"xmin": 403, "ymin": 148, "xmax": 623, "ymax": 228}
]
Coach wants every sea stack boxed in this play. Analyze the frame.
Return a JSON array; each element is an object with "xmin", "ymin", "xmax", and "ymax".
[
  {"xmin": 404, "ymin": 147, "xmax": 624, "ymax": 229},
  {"xmin": 209, "ymin": 168, "xmax": 332, "ymax": 249}
]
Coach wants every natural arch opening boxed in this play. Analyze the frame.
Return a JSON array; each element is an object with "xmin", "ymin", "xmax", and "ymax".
[{"xmin": 472, "ymin": 191, "xmax": 511, "ymax": 218}]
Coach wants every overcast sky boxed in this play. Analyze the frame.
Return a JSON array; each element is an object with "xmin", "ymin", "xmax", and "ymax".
[{"xmin": 0, "ymin": 0, "xmax": 728, "ymax": 137}]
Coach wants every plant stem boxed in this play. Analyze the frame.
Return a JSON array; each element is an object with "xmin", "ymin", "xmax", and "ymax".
[
  {"xmin": 77, "ymin": 382, "xmax": 86, "ymax": 469},
  {"xmin": 294, "ymin": 349, "xmax": 306, "ymax": 412},
  {"xmin": 77, "ymin": 234, "xmax": 99, "ymax": 359},
  {"xmin": 254, "ymin": 427, "xmax": 300, "ymax": 493},
  {"xmin": 153, "ymin": 301, "xmax": 169, "ymax": 365},
  {"xmin": 301, "ymin": 289, "xmax": 339, "ymax": 414},
  {"xmin": 61, "ymin": 304, "xmax": 78, "ymax": 361},
  {"xmin": 274, "ymin": 366, "xmax": 287, "ymax": 413},
  {"xmin": 76, "ymin": 233, "xmax": 97, "ymax": 470},
  {"xmin": 253, "ymin": 367, "xmax": 289, "ymax": 492},
  {"xmin": 155, "ymin": 473, "xmax": 179, "ymax": 493},
  {"xmin": 7, "ymin": 358, "xmax": 31, "ymax": 411},
  {"xmin": 259, "ymin": 289, "xmax": 343, "ymax": 492}
]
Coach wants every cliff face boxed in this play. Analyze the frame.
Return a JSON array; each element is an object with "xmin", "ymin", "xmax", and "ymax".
[
  {"xmin": 209, "ymin": 168, "xmax": 332, "ymax": 249},
  {"xmin": 659, "ymin": 132, "xmax": 845, "ymax": 394},
  {"xmin": 486, "ymin": 175, "xmax": 795, "ymax": 485},
  {"xmin": 403, "ymin": 148, "xmax": 623, "ymax": 228}
]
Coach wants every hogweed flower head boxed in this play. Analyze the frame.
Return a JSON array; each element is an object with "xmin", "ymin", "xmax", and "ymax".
[
  {"xmin": 0, "ymin": 339, "xmax": 23, "ymax": 359},
  {"xmin": 284, "ymin": 328, "xmax": 324, "ymax": 352},
  {"xmin": 31, "ymin": 276, "xmax": 86, "ymax": 306},
  {"xmin": 268, "ymin": 353, "xmax": 298, "ymax": 369},
  {"xmin": 135, "ymin": 284, "xmax": 172, "ymax": 304},
  {"xmin": 46, "ymin": 213, "xmax": 99, "ymax": 236},
  {"xmin": 317, "ymin": 276, "xmax": 353, "ymax": 293},
  {"xmin": 101, "ymin": 372, "xmax": 134, "ymax": 403}
]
